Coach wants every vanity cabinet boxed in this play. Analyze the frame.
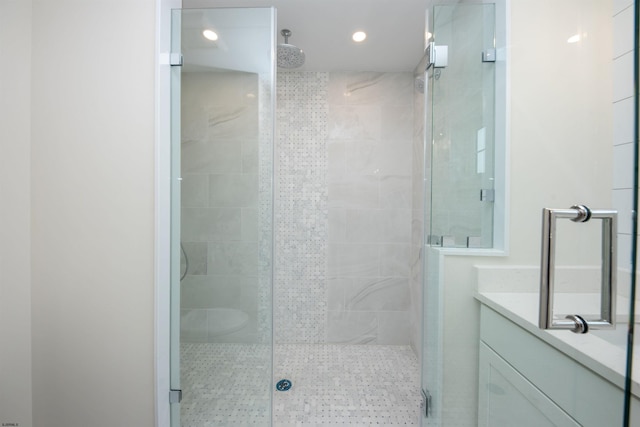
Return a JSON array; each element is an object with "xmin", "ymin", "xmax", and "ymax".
[
  {"xmin": 478, "ymin": 304, "xmax": 626, "ymax": 427},
  {"xmin": 479, "ymin": 342, "xmax": 580, "ymax": 427}
]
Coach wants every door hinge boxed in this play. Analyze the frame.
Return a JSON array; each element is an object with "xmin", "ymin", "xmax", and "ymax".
[
  {"xmin": 482, "ymin": 48, "xmax": 496, "ymax": 62},
  {"xmin": 426, "ymin": 42, "xmax": 448, "ymax": 69},
  {"xmin": 169, "ymin": 389, "xmax": 182, "ymax": 404},
  {"xmin": 170, "ymin": 53, "xmax": 183, "ymax": 66},
  {"xmin": 480, "ymin": 188, "xmax": 495, "ymax": 202},
  {"xmin": 421, "ymin": 388, "xmax": 432, "ymax": 418}
]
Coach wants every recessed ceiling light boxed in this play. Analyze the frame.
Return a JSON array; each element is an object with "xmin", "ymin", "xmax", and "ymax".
[
  {"xmin": 203, "ymin": 29, "xmax": 219, "ymax": 41},
  {"xmin": 352, "ymin": 31, "xmax": 367, "ymax": 43}
]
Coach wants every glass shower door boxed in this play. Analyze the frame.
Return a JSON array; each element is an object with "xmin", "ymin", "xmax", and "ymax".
[
  {"xmin": 422, "ymin": 1, "xmax": 639, "ymax": 426},
  {"xmin": 428, "ymin": 3, "xmax": 497, "ymax": 250},
  {"xmin": 421, "ymin": 3, "xmax": 500, "ymax": 426},
  {"xmin": 169, "ymin": 7, "xmax": 275, "ymax": 426}
]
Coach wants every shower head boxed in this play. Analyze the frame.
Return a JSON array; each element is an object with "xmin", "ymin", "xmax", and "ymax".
[{"xmin": 277, "ymin": 29, "xmax": 305, "ymax": 69}]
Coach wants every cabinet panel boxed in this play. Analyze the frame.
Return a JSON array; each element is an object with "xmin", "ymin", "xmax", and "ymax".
[
  {"xmin": 480, "ymin": 305, "xmax": 624, "ymax": 427},
  {"xmin": 480, "ymin": 305, "xmax": 639, "ymax": 427},
  {"xmin": 479, "ymin": 342, "xmax": 580, "ymax": 427}
]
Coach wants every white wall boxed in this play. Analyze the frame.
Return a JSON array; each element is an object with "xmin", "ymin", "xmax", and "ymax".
[
  {"xmin": 29, "ymin": 1, "xmax": 157, "ymax": 426},
  {"xmin": 0, "ymin": 2, "xmax": 33, "ymax": 426}
]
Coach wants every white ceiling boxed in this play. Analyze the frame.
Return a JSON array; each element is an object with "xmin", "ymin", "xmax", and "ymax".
[{"xmin": 181, "ymin": 0, "xmax": 451, "ymax": 73}]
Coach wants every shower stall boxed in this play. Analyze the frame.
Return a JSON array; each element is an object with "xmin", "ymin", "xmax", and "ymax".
[
  {"xmin": 171, "ymin": 4, "xmax": 425, "ymax": 424},
  {"xmin": 162, "ymin": 0, "xmax": 640, "ymax": 426}
]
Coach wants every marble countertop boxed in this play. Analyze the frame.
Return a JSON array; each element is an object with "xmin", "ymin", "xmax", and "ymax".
[{"xmin": 476, "ymin": 292, "xmax": 639, "ymax": 396}]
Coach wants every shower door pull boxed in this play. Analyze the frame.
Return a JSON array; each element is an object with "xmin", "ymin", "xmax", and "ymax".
[{"xmin": 539, "ymin": 205, "xmax": 617, "ymax": 333}]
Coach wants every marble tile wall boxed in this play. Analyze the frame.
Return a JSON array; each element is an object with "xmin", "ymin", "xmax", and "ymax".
[
  {"xmin": 325, "ymin": 72, "xmax": 414, "ymax": 344},
  {"xmin": 180, "ymin": 71, "xmax": 264, "ymax": 343},
  {"xmin": 180, "ymin": 70, "xmax": 415, "ymax": 345},
  {"xmin": 276, "ymin": 71, "xmax": 415, "ymax": 345}
]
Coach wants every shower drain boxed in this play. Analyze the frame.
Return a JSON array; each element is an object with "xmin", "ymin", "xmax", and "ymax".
[{"xmin": 276, "ymin": 379, "xmax": 292, "ymax": 391}]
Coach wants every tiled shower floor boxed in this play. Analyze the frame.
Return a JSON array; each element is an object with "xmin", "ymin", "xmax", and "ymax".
[{"xmin": 181, "ymin": 343, "xmax": 421, "ymax": 426}]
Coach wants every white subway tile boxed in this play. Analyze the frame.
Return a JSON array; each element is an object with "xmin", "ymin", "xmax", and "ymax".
[
  {"xmin": 612, "ymin": 188, "xmax": 633, "ymax": 235},
  {"xmin": 613, "ymin": 97, "xmax": 635, "ymax": 145},
  {"xmin": 613, "ymin": 0, "xmax": 633, "ymax": 16},
  {"xmin": 613, "ymin": 4, "xmax": 634, "ymax": 58},
  {"xmin": 612, "ymin": 142, "xmax": 634, "ymax": 189},
  {"xmin": 613, "ymin": 51, "xmax": 634, "ymax": 102}
]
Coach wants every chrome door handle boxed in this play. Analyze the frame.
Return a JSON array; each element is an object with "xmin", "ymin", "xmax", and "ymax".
[{"xmin": 539, "ymin": 205, "xmax": 617, "ymax": 333}]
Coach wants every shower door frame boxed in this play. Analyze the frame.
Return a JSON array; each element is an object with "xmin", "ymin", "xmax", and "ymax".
[
  {"xmin": 157, "ymin": 3, "xmax": 278, "ymax": 426},
  {"xmin": 156, "ymin": 1, "xmax": 183, "ymax": 425}
]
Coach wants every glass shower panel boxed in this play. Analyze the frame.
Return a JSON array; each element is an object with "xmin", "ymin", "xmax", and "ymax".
[
  {"xmin": 421, "ymin": 5, "xmax": 498, "ymax": 424},
  {"xmin": 170, "ymin": 7, "xmax": 275, "ymax": 427},
  {"xmin": 422, "ymin": 1, "xmax": 638, "ymax": 426},
  {"xmin": 429, "ymin": 4, "xmax": 496, "ymax": 249}
]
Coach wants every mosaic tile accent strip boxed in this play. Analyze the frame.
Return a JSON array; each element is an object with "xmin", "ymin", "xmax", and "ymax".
[
  {"xmin": 273, "ymin": 344, "xmax": 421, "ymax": 425},
  {"xmin": 275, "ymin": 72, "xmax": 329, "ymax": 343},
  {"xmin": 180, "ymin": 343, "xmax": 421, "ymax": 426}
]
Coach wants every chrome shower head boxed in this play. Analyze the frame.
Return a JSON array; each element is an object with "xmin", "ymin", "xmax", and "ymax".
[{"xmin": 277, "ymin": 29, "xmax": 305, "ymax": 69}]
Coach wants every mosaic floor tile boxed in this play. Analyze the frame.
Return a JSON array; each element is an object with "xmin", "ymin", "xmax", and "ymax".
[{"xmin": 181, "ymin": 343, "xmax": 421, "ymax": 426}]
